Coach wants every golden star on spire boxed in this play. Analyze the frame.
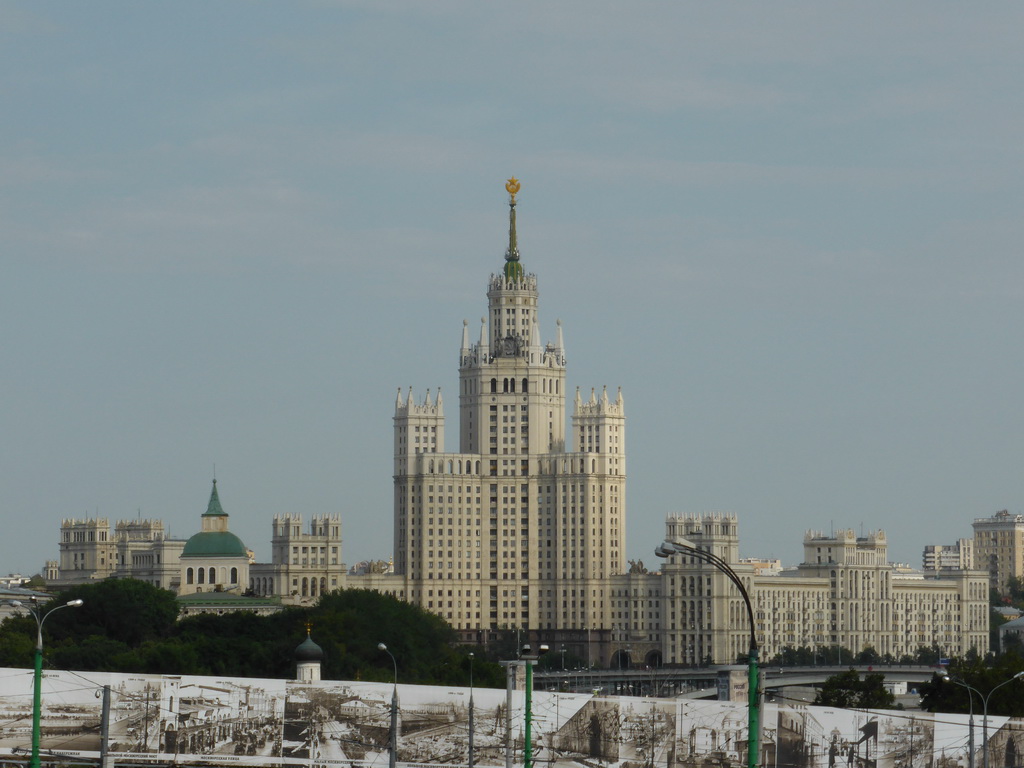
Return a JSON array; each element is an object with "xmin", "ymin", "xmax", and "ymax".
[{"xmin": 505, "ymin": 176, "xmax": 521, "ymax": 201}]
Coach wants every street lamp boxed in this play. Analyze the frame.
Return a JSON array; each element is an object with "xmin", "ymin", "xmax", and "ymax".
[
  {"xmin": 942, "ymin": 676, "xmax": 977, "ymax": 768},
  {"xmin": 377, "ymin": 642, "xmax": 399, "ymax": 768},
  {"xmin": 520, "ymin": 642, "xmax": 548, "ymax": 768},
  {"xmin": 942, "ymin": 671, "xmax": 1024, "ymax": 768},
  {"xmin": 8, "ymin": 596, "xmax": 84, "ymax": 768},
  {"xmin": 468, "ymin": 652, "xmax": 475, "ymax": 768},
  {"xmin": 656, "ymin": 538, "xmax": 760, "ymax": 768}
]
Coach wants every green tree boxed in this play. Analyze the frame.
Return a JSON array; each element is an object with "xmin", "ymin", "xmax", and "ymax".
[
  {"xmin": 0, "ymin": 617, "xmax": 35, "ymax": 667},
  {"xmin": 53, "ymin": 579, "xmax": 180, "ymax": 646},
  {"xmin": 920, "ymin": 651, "xmax": 1024, "ymax": 716},
  {"xmin": 0, "ymin": 580, "xmax": 180, "ymax": 671},
  {"xmin": 814, "ymin": 669, "xmax": 899, "ymax": 709},
  {"xmin": 0, "ymin": 585, "xmax": 504, "ymax": 687},
  {"xmin": 771, "ymin": 646, "xmax": 820, "ymax": 666},
  {"xmin": 856, "ymin": 647, "xmax": 881, "ymax": 665},
  {"xmin": 991, "ymin": 608, "xmax": 1013, "ymax": 653},
  {"xmin": 1006, "ymin": 577, "xmax": 1024, "ymax": 604},
  {"xmin": 910, "ymin": 644, "xmax": 942, "ymax": 666}
]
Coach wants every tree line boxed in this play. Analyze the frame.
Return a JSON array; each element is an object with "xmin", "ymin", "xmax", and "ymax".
[{"xmin": 0, "ymin": 579, "xmax": 504, "ymax": 688}]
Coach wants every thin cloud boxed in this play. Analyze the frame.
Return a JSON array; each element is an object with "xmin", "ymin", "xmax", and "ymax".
[{"xmin": 596, "ymin": 75, "xmax": 791, "ymax": 113}]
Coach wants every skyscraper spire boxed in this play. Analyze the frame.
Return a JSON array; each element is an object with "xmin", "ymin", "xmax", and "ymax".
[{"xmin": 504, "ymin": 176, "xmax": 523, "ymax": 280}]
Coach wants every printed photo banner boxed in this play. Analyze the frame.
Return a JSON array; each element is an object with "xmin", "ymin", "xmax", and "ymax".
[{"xmin": 0, "ymin": 668, "xmax": 998, "ymax": 768}]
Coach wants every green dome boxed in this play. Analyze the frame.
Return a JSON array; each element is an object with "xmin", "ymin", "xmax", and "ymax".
[{"xmin": 181, "ymin": 530, "xmax": 248, "ymax": 557}]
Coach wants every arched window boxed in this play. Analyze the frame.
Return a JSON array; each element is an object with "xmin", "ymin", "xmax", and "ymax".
[
  {"xmin": 186, "ymin": 568, "xmax": 194, "ymax": 585},
  {"xmin": 510, "ymin": 378, "xmax": 516, "ymax": 393},
  {"xmin": 522, "ymin": 378, "xmax": 528, "ymax": 392},
  {"xmin": 302, "ymin": 577, "xmax": 309, "ymax": 597},
  {"xmin": 503, "ymin": 378, "xmax": 509, "ymax": 393},
  {"xmin": 231, "ymin": 567, "xmax": 238, "ymax": 583},
  {"xmin": 448, "ymin": 460, "xmax": 454, "ymax": 473},
  {"xmin": 491, "ymin": 378, "xmax": 497, "ymax": 393},
  {"xmin": 197, "ymin": 568, "xmax": 205, "ymax": 584}
]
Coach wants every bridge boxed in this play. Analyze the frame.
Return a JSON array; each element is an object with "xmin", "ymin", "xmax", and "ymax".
[{"xmin": 533, "ymin": 664, "xmax": 940, "ymax": 698}]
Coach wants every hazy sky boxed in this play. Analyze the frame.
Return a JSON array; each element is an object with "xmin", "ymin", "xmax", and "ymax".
[{"xmin": 3, "ymin": 2, "xmax": 1023, "ymax": 577}]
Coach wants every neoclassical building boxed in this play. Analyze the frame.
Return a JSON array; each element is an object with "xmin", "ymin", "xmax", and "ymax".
[
  {"xmin": 179, "ymin": 480, "xmax": 249, "ymax": 593},
  {"xmin": 248, "ymin": 514, "xmax": 345, "ymax": 600},
  {"xmin": 46, "ymin": 180, "xmax": 990, "ymax": 663},
  {"xmin": 51, "ymin": 481, "xmax": 350, "ymax": 609},
  {"xmin": 387, "ymin": 178, "xmax": 626, "ymax": 639},
  {"xmin": 609, "ymin": 514, "xmax": 989, "ymax": 667},
  {"xmin": 49, "ymin": 516, "xmax": 184, "ymax": 590}
]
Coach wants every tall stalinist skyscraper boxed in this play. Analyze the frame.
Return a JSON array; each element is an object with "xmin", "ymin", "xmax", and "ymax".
[{"xmin": 393, "ymin": 178, "xmax": 626, "ymax": 640}]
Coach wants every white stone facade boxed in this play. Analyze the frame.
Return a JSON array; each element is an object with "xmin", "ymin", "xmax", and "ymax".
[
  {"xmin": 55, "ymin": 517, "xmax": 183, "ymax": 591},
  {"xmin": 650, "ymin": 515, "xmax": 989, "ymax": 665},
  {"xmin": 388, "ymin": 193, "xmax": 626, "ymax": 637},
  {"xmin": 249, "ymin": 514, "xmax": 345, "ymax": 604}
]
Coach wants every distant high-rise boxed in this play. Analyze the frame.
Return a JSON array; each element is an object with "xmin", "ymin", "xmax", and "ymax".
[
  {"xmin": 973, "ymin": 509, "xmax": 1024, "ymax": 593},
  {"xmin": 392, "ymin": 178, "xmax": 626, "ymax": 637},
  {"xmin": 922, "ymin": 539, "xmax": 974, "ymax": 573}
]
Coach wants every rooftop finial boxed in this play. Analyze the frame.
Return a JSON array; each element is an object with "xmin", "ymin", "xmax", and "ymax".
[
  {"xmin": 504, "ymin": 177, "xmax": 522, "ymax": 279},
  {"xmin": 505, "ymin": 176, "xmax": 520, "ymax": 203}
]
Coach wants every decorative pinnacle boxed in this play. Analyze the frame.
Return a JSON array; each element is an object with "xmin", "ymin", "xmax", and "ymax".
[
  {"xmin": 505, "ymin": 176, "xmax": 520, "ymax": 203},
  {"xmin": 504, "ymin": 177, "xmax": 522, "ymax": 277}
]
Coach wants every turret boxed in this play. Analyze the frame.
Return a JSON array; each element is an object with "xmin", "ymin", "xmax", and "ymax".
[{"xmin": 394, "ymin": 386, "xmax": 445, "ymax": 474}]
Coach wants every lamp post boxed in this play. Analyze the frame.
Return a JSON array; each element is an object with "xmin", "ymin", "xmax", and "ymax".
[
  {"xmin": 656, "ymin": 538, "xmax": 759, "ymax": 768},
  {"xmin": 377, "ymin": 643, "xmax": 399, "ymax": 768},
  {"xmin": 942, "ymin": 677, "xmax": 977, "ymax": 768},
  {"xmin": 468, "ymin": 652, "xmax": 475, "ymax": 768},
  {"xmin": 520, "ymin": 642, "xmax": 548, "ymax": 768},
  {"xmin": 942, "ymin": 671, "xmax": 1024, "ymax": 768},
  {"xmin": 8, "ymin": 596, "xmax": 84, "ymax": 768}
]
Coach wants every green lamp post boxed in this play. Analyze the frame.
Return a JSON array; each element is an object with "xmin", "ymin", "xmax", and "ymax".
[
  {"xmin": 656, "ymin": 539, "xmax": 760, "ymax": 768},
  {"xmin": 8, "ymin": 596, "xmax": 84, "ymax": 768},
  {"xmin": 519, "ymin": 642, "xmax": 549, "ymax": 768}
]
